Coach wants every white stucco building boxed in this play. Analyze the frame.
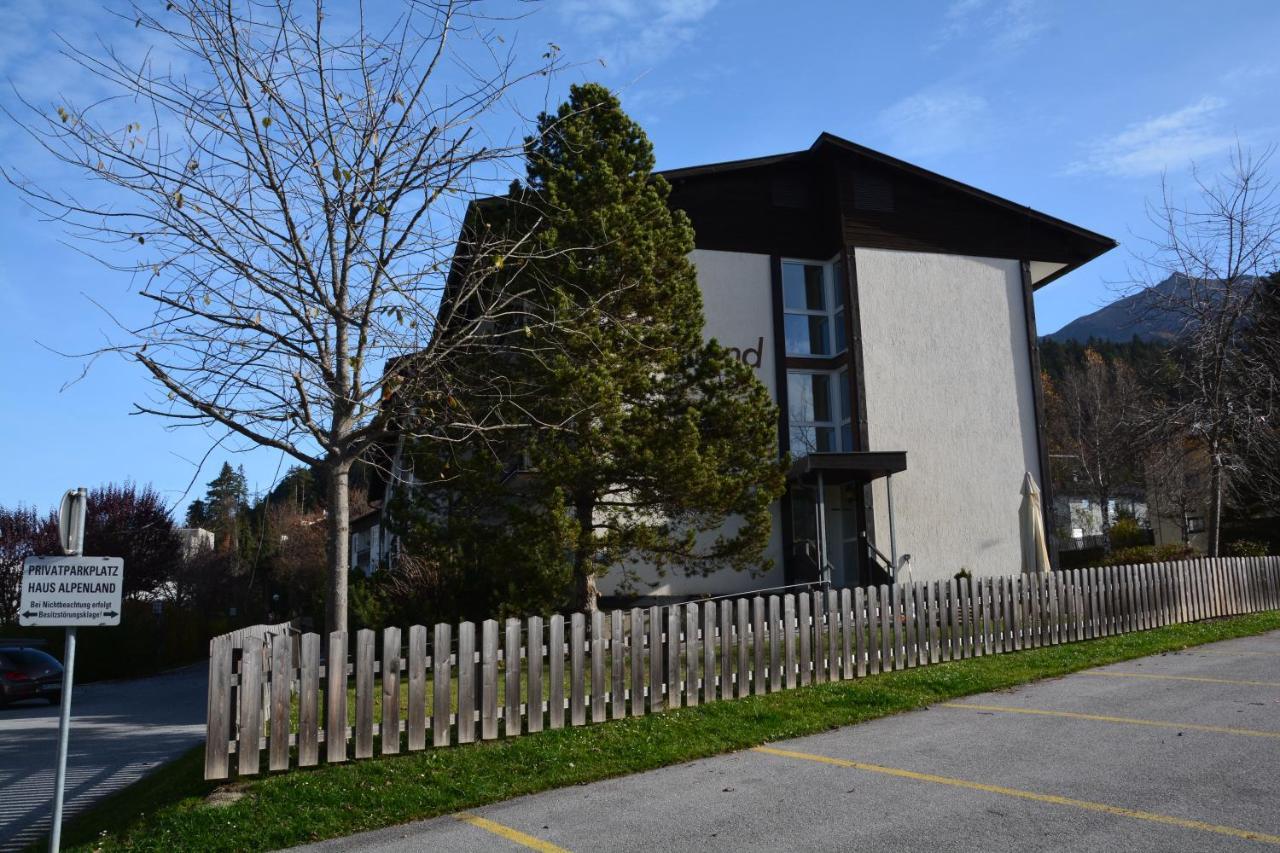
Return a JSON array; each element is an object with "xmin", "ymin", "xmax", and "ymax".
[{"xmin": 359, "ymin": 133, "xmax": 1116, "ymax": 601}]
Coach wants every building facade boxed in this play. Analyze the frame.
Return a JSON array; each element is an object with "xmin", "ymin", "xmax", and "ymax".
[{"xmin": 358, "ymin": 133, "xmax": 1115, "ymax": 600}]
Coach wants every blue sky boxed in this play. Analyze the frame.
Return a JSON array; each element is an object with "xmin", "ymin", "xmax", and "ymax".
[{"xmin": 2, "ymin": 0, "xmax": 1278, "ymax": 511}]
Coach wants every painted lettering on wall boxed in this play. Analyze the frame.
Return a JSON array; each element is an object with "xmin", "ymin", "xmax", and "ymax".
[{"xmin": 725, "ymin": 336, "xmax": 764, "ymax": 369}]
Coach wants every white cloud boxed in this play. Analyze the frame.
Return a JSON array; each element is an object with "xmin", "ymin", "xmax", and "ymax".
[
  {"xmin": 1066, "ymin": 96, "xmax": 1237, "ymax": 177},
  {"xmin": 1220, "ymin": 62, "xmax": 1279, "ymax": 87},
  {"xmin": 876, "ymin": 88, "xmax": 991, "ymax": 158},
  {"xmin": 935, "ymin": 0, "xmax": 1048, "ymax": 52},
  {"xmin": 559, "ymin": 0, "xmax": 719, "ymax": 69}
]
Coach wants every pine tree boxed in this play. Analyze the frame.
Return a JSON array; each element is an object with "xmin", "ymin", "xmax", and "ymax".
[
  {"xmin": 401, "ymin": 84, "xmax": 785, "ymax": 612},
  {"xmin": 204, "ymin": 462, "xmax": 249, "ymax": 554}
]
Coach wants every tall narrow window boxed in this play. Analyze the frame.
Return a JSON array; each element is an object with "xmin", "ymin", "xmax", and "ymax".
[
  {"xmin": 782, "ymin": 259, "xmax": 847, "ymax": 356},
  {"xmin": 838, "ymin": 367, "xmax": 853, "ymax": 450},
  {"xmin": 832, "ymin": 257, "xmax": 848, "ymax": 354},
  {"xmin": 788, "ymin": 371, "xmax": 836, "ymax": 456}
]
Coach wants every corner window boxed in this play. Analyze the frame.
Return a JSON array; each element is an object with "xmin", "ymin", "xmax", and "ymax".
[{"xmin": 782, "ymin": 258, "xmax": 847, "ymax": 357}]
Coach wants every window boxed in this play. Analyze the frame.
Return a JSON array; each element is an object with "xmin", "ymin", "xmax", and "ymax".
[
  {"xmin": 837, "ymin": 367, "xmax": 852, "ymax": 450},
  {"xmin": 782, "ymin": 259, "xmax": 847, "ymax": 356},
  {"xmin": 788, "ymin": 370, "xmax": 853, "ymax": 457}
]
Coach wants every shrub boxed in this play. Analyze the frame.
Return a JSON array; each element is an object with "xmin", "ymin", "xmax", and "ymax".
[
  {"xmin": 1108, "ymin": 517, "xmax": 1148, "ymax": 549},
  {"xmin": 1226, "ymin": 539, "xmax": 1269, "ymax": 558},
  {"xmin": 1103, "ymin": 543, "xmax": 1196, "ymax": 566}
]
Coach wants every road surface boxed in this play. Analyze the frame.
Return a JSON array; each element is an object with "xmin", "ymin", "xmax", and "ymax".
[
  {"xmin": 296, "ymin": 630, "xmax": 1280, "ymax": 853},
  {"xmin": 0, "ymin": 663, "xmax": 207, "ymax": 851}
]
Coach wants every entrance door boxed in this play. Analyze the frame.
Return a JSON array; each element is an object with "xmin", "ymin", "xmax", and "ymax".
[
  {"xmin": 789, "ymin": 484, "xmax": 822, "ymax": 583},
  {"xmin": 791, "ymin": 481, "xmax": 865, "ymax": 588},
  {"xmin": 827, "ymin": 484, "xmax": 863, "ymax": 588}
]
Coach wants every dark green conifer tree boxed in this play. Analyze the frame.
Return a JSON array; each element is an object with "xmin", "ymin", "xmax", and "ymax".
[{"xmin": 400, "ymin": 83, "xmax": 785, "ymax": 612}]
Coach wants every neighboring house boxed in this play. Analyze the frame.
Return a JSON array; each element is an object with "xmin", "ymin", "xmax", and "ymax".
[
  {"xmin": 1146, "ymin": 436, "xmax": 1212, "ymax": 552},
  {"xmin": 1052, "ymin": 493, "xmax": 1149, "ymax": 550},
  {"xmin": 355, "ymin": 132, "xmax": 1115, "ymax": 598},
  {"xmin": 350, "ymin": 507, "xmax": 393, "ymax": 574},
  {"xmin": 175, "ymin": 526, "xmax": 215, "ymax": 562}
]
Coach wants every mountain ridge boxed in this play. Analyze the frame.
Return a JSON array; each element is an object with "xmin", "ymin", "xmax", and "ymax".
[{"xmin": 1044, "ymin": 274, "xmax": 1191, "ymax": 343}]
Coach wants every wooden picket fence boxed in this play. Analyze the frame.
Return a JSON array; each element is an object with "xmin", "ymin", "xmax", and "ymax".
[{"xmin": 205, "ymin": 556, "xmax": 1280, "ymax": 779}]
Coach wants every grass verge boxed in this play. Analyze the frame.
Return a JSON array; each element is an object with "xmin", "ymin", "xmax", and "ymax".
[{"xmin": 58, "ymin": 612, "xmax": 1280, "ymax": 852}]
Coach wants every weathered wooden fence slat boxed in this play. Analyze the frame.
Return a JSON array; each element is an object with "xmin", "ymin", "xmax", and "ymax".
[
  {"xmin": 879, "ymin": 584, "xmax": 893, "ymax": 671},
  {"xmin": 716, "ymin": 600, "xmax": 731, "ymax": 699},
  {"xmin": 686, "ymin": 604, "xmax": 701, "ymax": 707},
  {"xmin": 297, "ymin": 633, "xmax": 319, "ymax": 767},
  {"xmin": 854, "ymin": 587, "xmax": 867, "ymax": 678},
  {"xmin": 269, "ymin": 633, "xmax": 291, "ymax": 771},
  {"xmin": 435, "ymin": 623, "xmax": 453, "ymax": 746},
  {"xmin": 457, "ymin": 622, "xmax": 476, "ymax": 744},
  {"xmin": 754, "ymin": 597, "xmax": 769, "ymax": 695},
  {"xmin": 812, "ymin": 591, "xmax": 827, "ymax": 684},
  {"xmin": 612, "ymin": 611, "xmax": 626, "ymax": 718},
  {"xmin": 505, "ymin": 619, "xmax": 522, "ymax": 737},
  {"xmin": 482, "ymin": 620, "xmax": 499, "ymax": 740},
  {"xmin": 529, "ymin": 615, "xmax": 545, "ymax": 733},
  {"xmin": 798, "ymin": 591, "xmax": 813, "ymax": 686},
  {"xmin": 595, "ymin": 610, "xmax": 609, "ymax": 721},
  {"xmin": 572, "ymin": 612, "xmax": 588, "ymax": 725},
  {"xmin": 649, "ymin": 607, "xmax": 664, "ymax": 714},
  {"xmin": 354, "ymin": 630, "xmax": 374, "ymax": 759},
  {"xmin": 205, "ymin": 636, "xmax": 232, "ymax": 780},
  {"xmin": 238, "ymin": 641, "xmax": 262, "ymax": 775},
  {"xmin": 630, "ymin": 608, "xmax": 645, "ymax": 716},
  {"xmin": 666, "ymin": 606, "xmax": 681, "ymax": 710},
  {"xmin": 826, "ymin": 589, "xmax": 840, "ymax": 681},
  {"xmin": 703, "ymin": 603, "xmax": 717, "ymax": 703},
  {"xmin": 325, "ymin": 631, "xmax": 347, "ymax": 764},
  {"xmin": 382, "ymin": 627, "xmax": 401, "ymax": 756},
  {"xmin": 769, "ymin": 595, "xmax": 784, "ymax": 692},
  {"xmin": 783, "ymin": 594, "xmax": 798, "ymax": 688},
  {"xmin": 841, "ymin": 588, "xmax": 854, "ymax": 680},
  {"xmin": 889, "ymin": 586, "xmax": 903, "ymax": 672},
  {"xmin": 407, "ymin": 625, "xmax": 427, "ymax": 751},
  {"xmin": 206, "ymin": 556, "xmax": 1280, "ymax": 779}
]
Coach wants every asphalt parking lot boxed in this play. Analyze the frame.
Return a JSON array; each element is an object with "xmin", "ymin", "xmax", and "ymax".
[
  {"xmin": 297, "ymin": 629, "xmax": 1280, "ymax": 852},
  {"xmin": 0, "ymin": 664, "xmax": 206, "ymax": 852}
]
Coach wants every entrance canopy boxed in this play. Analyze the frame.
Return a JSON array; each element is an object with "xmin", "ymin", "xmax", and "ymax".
[
  {"xmin": 788, "ymin": 451, "xmax": 907, "ymax": 485},
  {"xmin": 786, "ymin": 451, "xmax": 909, "ymax": 588}
]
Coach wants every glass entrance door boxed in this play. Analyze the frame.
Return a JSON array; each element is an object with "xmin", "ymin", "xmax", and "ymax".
[
  {"xmin": 790, "ymin": 480, "xmax": 865, "ymax": 588},
  {"xmin": 789, "ymin": 484, "xmax": 821, "ymax": 583}
]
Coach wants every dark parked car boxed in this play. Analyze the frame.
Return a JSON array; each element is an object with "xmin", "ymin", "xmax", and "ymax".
[{"xmin": 0, "ymin": 643, "xmax": 64, "ymax": 707}]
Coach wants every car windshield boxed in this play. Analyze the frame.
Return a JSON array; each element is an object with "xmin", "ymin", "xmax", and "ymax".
[{"xmin": 1, "ymin": 648, "xmax": 61, "ymax": 670}]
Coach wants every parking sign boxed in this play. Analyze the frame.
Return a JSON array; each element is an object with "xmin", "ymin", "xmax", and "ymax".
[{"xmin": 18, "ymin": 556, "xmax": 125, "ymax": 627}]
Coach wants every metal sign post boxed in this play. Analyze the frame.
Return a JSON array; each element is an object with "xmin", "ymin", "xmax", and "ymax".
[
  {"xmin": 53, "ymin": 488, "xmax": 84, "ymax": 853},
  {"xmin": 16, "ymin": 488, "xmax": 124, "ymax": 852}
]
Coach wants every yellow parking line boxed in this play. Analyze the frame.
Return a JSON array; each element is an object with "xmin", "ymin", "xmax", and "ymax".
[
  {"xmin": 454, "ymin": 812, "xmax": 569, "ymax": 852},
  {"xmin": 752, "ymin": 746, "xmax": 1280, "ymax": 846},
  {"xmin": 1082, "ymin": 671, "xmax": 1280, "ymax": 687},
  {"xmin": 941, "ymin": 703, "xmax": 1280, "ymax": 739}
]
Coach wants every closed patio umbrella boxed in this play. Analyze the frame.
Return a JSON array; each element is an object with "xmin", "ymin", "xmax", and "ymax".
[{"xmin": 1021, "ymin": 472, "xmax": 1052, "ymax": 574}]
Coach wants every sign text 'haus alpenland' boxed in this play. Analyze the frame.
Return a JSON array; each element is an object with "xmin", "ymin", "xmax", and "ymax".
[{"xmin": 18, "ymin": 556, "xmax": 124, "ymax": 627}]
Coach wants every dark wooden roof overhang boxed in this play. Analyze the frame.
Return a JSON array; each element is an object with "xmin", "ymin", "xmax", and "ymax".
[{"xmin": 660, "ymin": 132, "xmax": 1117, "ymax": 288}]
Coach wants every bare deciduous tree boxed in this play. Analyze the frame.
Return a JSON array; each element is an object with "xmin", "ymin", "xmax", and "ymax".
[
  {"xmin": 1135, "ymin": 147, "xmax": 1280, "ymax": 555},
  {"xmin": 1043, "ymin": 351, "xmax": 1145, "ymax": 549},
  {"xmin": 1145, "ymin": 434, "xmax": 1212, "ymax": 546},
  {"xmin": 3, "ymin": 0, "xmax": 569, "ymax": 632}
]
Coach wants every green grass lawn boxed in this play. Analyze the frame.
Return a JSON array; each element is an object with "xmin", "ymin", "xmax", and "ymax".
[{"xmin": 54, "ymin": 611, "xmax": 1280, "ymax": 853}]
